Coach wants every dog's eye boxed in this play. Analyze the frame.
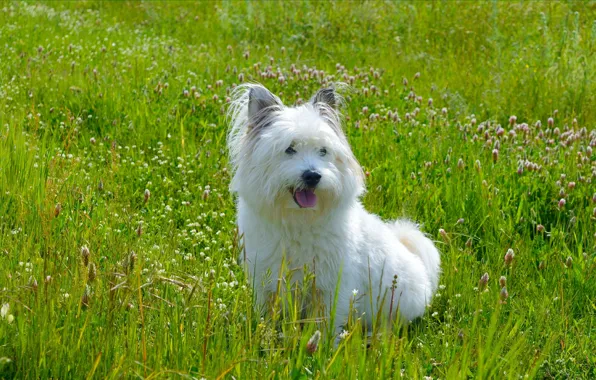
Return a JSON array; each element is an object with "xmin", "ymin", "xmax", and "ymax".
[
  {"xmin": 319, "ymin": 147, "xmax": 327, "ymax": 157},
  {"xmin": 285, "ymin": 146, "xmax": 297, "ymax": 155}
]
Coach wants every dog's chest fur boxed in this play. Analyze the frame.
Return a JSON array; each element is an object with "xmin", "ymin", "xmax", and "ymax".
[{"xmin": 239, "ymin": 204, "xmax": 351, "ymax": 297}]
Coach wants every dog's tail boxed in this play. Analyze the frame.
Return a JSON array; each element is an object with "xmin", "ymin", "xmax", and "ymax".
[{"xmin": 391, "ymin": 220, "xmax": 441, "ymax": 293}]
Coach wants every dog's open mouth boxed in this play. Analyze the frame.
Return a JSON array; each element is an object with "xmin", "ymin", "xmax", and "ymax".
[{"xmin": 291, "ymin": 188, "xmax": 317, "ymax": 208}]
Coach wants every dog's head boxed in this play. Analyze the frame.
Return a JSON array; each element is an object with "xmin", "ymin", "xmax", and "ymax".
[{"xmin": 227, "ymin": 84, "xmax": 364, "ymax": 219}]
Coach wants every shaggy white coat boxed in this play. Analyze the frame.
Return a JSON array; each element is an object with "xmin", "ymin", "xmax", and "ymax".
[{"xmin": 227, "ymin": 83, "xmax": 440, "ymax": 337}]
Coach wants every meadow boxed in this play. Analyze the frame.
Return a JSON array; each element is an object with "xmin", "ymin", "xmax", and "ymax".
[{"xmin": 0, "ymin": 1, "xmax": 595, "ymax": 378}]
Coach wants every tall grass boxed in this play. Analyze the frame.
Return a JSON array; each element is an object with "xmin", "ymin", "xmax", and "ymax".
[{"xmin": 0, "ymin": 1, "xmax": 595, "ymax": 378}]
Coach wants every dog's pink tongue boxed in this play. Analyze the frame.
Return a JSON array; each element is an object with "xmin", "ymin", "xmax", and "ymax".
[{"xmin": 295, "ymin": 189, "xmax": 317, "ymax": 208}]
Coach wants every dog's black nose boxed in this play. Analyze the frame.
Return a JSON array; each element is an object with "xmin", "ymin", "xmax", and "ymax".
[{"xmin": 302, "ymin": 170, "xmax": 322, "ymax": 188}]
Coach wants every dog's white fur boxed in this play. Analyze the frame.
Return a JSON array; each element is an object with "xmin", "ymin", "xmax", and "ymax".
[{"xmin": 227, "ymin": 83, "xmax": 440, "ymax": 337}]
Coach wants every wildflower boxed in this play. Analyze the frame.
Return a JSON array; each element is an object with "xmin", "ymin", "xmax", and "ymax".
[
  {"xmin": 338, "ymin": 329, "xmax": 349, "ymax": 340},
  {"xmin": 558, "ymin": 198, "xmax": 566, "ymax": 209},
  {"xmin": 567, "ymin": 182, "xmax": 576, "ymax": 190},
  {"xmin": 439, "ymin": 228, "xmax": 448, "ymax": 241},
  {"xmin": 478, "ymin": 272, "xmax": 489, "ymax": 290},
  {"xmin": 362, "ymin": 106, "xmax": 369, "ymax": 114},
  {"xmin": 306, "ymin": 330, "xmax": 321, "ymax": 354},
  {"xmin": 54, "ymin": 203, "xmax": 62, "ymax": 217},
  {"xmin": 82, "ymin": 285, "xmax": 90, "ymax": 307},
  {"xmin": 144, "ymin": 189, "xmax": 150, "ymax": 203},
  {"xmin": 88, "ymin": 263, "xmax": 97, "ymax": 282},
  {"xmin": 137, "ymin": 224, "xmax": 142, "ymax": 236},
  {"xmin": 500, "ymin": 287, "xmax": 509, "ymax": 302},
  {"xmin": 457, "ymin": 158, "xmax": 465, "ymax": 169},
  {"xmin": 565, "ymin": 256, "xmax": 573, "ymax": 269},
  {"xmin": 428, "ymin": 98, "xmax": 433, "ymax": 107},
  {"xmin": 536, "ymin": 224, "xmax": 545, "ymax": 232},
  {"xmin": 492, "ymin": 149, "xmax": 499, "ymax": 163},
  {"xmin": 90, "ymin": 137, "xmax": 96, "ymax": 144},
  {"xmin": 81, "ymin": 246, "xmax": 90, "ymax": 267},
  {"xmin": 499, "ymin": 276, "xmax": 507, "ymax": 288},
  {"xmin": 457, "ymin": 218, "xmax": 464, "ymax": 224},
  {"xmin": 128, "ymin": 251, "xmax": 137, "ymax": 273},
  {"xmin": 547, "ymin": 117, "xmax": 554, "ymax": 127},
  {"xmin": 504, "ymin": 249, "xmax": 514, "ymax": 266},
  {"xmin": 509, "ymin": 115, "xmax": 517, "ymax": 125},
  {"xmin": 98, "ymin": 179, "xmax": 104, "ymax": 191},
  {"xmin": 0, "ymin": 304, "xmax": 8, "ymax": 319},
  {"xmin": 352, "ymin": 289, "xmax": 359, "ymax": 296}
]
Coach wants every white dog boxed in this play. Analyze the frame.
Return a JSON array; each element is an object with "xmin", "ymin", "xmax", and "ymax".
[{"xmin": 227, "ymin": 83, "xmax": 440, "ymax": 339}]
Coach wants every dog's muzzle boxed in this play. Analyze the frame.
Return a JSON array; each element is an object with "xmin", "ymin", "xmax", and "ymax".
[{"xmin": 291, "ymin": 170, "xmax": 321, "ymax": 208}]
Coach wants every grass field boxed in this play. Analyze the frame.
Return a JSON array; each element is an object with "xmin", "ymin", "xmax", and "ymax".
[{"xmin": 1, "ymin": 1, "xmax": 595, "ymax": 378}]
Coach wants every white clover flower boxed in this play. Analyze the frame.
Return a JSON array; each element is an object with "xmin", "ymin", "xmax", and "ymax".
[
  {"xmin": 338, "ymin": 329, "xmax": 349, "ymax": 340},
  {"xmin": 0, "ymin": 303, "xmax": 9, "ymax": 318}
]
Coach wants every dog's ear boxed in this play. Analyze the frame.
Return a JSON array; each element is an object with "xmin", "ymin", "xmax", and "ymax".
[
  {"xmin": 248, "ymin": 86, "xmax": 282, "ymax": 130},
  {"xmin": 310, "ymin": 87, "xmax": 339, "ymax": 109}
]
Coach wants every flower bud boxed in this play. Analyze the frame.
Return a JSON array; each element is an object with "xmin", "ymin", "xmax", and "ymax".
[
  {"xmin": 499, "ymin": 276, "xmax": 506, "ymax": 288},
  {"xmin": 81, "ymin": 246, "xmax": 90, "ymax": 267},
  {"xmin": 500, "ymin": 287, "xmax": 509, "ymax": 302},
  {"xmin": 478, "ymin": 272, "xmax": 489, "ymax": 290},
  {"xmin": 306, "ymin": 330, "xmax": 321, "ymax": 354},
  {"xmin": 504, "ymin": 249, "xmax": 514, "ymax": 266},
  {"xmin": 88, "ymin": 263, "xmax": 97, "ymax": 282}
]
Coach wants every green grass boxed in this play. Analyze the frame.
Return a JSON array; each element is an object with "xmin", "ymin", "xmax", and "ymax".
[{"xmin": 1, "ymin": 1, "xmax": 595, "ymax": 378}]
